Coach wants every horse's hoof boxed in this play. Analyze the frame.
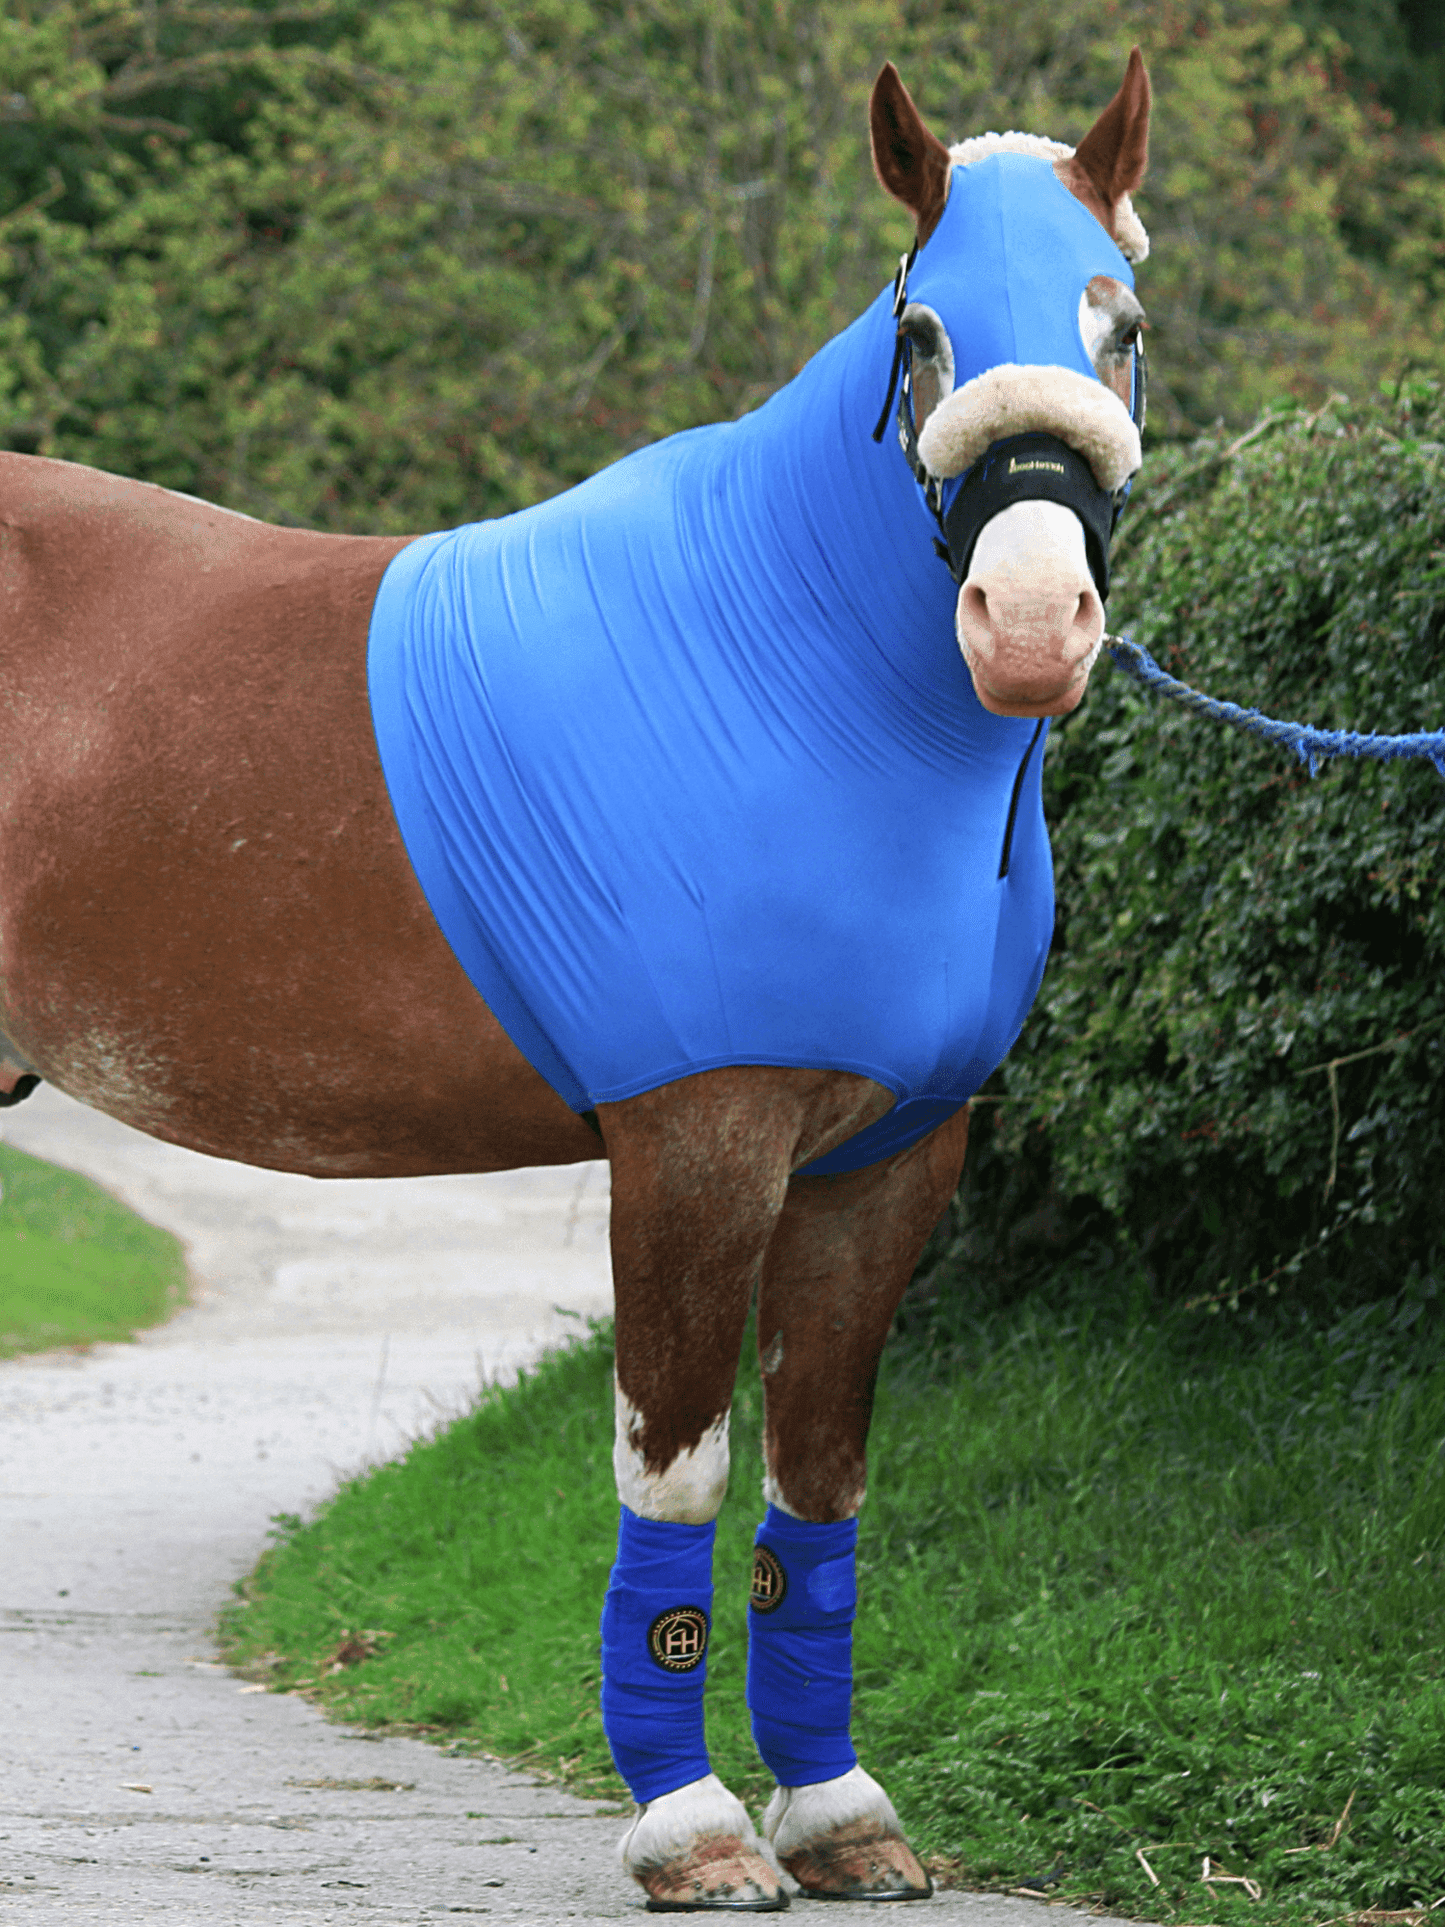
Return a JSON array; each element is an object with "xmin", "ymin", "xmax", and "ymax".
[
  {"xmin": 640, "ymin": 1835, "xmax": 790, "ymax": 1911},
  {"xmin": 777, "ymin": 1821, "xmax": 933, "ymax": 1901},
  {"xmin": 762, "ymin": 1767, "xmax": 931, "ymax": 1902}
]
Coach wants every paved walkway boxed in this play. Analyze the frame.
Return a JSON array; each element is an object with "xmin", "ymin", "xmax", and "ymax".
[{"xmin": 0, "ymin": 1087, "xmax": 1120, "ymax": 1925}]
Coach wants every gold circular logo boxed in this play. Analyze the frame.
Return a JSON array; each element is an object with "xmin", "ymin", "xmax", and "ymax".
[
  {"xmin": 750, "ymin": 1546, "xmax": 787, "ymax": 1613},
  {"xmin": 647, "ymin": 1605, "xmax": 710, "ymax": 1673}
]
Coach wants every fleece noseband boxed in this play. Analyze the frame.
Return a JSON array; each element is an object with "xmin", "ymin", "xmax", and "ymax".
[{"xmin": 872, "ymin": 242, "xmax": 1146, "ymax": 600}]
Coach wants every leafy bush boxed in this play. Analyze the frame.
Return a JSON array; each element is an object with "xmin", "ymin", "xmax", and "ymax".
[{"xmin": 916, "ymin": 385, "xmax": 1445, "ymax": 1326}]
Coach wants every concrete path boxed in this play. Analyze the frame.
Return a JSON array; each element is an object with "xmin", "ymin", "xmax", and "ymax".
[{"xmin": 0, "ymin": 1086, "xmax": 1118, "ymax": 1925}]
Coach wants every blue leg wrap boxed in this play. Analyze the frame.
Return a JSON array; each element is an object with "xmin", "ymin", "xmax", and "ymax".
[
  {"xmin": 746, "ymin": 1505, "xmax": 859, "ymax": 1788},
  {"xmin": 600, "ymin": 1507, "xmax": 714, "ymax": 1803}
]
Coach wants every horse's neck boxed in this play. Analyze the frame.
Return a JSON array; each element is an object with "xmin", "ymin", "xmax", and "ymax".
[{"xmin": 694, "ymin": 286, "xmax": 963, "ymax": 722}]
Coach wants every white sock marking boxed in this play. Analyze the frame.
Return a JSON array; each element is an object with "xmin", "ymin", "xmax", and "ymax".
[
  {"xmin": 762, "ymin": 1764, "xmax": 902, "ymax": 1857},
  {"xmin": 613, "ymin": 1376, "xmax": 730, "ymax": 1523},
  {"xmin": 619, "ymin": 1772, "xmax": 760, "ymax": 1874}
]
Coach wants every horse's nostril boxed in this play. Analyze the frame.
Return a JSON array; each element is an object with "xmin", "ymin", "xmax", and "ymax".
[
  {"xmin": 963, "ymin": 584, "xmax": 989, "ymax": 628},
  {"xmin": 1068, "ymin": 589, "xmax": 1103, "ymax": 650}
]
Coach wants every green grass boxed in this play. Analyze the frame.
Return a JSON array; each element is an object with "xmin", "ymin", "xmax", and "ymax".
[
  {"xmin": 220, "ymin": 1276, "xmax": 1445, "ymax": 1925},
  {"xmin": 0, "ymin": 1142, "xmax": 188, "ymax": 1356}
]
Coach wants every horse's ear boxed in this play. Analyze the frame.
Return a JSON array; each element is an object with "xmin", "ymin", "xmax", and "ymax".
[
  {"xmin": 870, "ymin": 63, "xmax": 952, "ymax": 244},
  {"xmin": 1069, "ymin": 46, "xmax": 1151, "ymax": 217}
]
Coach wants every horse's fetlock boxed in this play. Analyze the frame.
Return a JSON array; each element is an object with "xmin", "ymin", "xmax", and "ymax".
[
  {"xmin": 762, "ymin": 1765, "xmax": 902, "ymax": 1858},
  {"xmin": 620, "ymin": 1773, "xmax": 758, "ymax": 1874}
]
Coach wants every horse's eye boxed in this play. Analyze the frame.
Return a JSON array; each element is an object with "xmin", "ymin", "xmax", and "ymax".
[
  {"xmin": 897, "ymin": 302, "xmax": 954, "ymax": 421},
  {"xmin": 904, "ymin": 315, "xmax": 944, "ymax": 360},
  {"xmin": 1118, "ymin": 323, "xmax": 1141, "ymax": 353}
]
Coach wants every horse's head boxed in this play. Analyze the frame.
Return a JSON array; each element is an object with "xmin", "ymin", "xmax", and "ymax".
[{"xmin": 871, "ymin": 54, "xmax": 1150, "ymax": 718}]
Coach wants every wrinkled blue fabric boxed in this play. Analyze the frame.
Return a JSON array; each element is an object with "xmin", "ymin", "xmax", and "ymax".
[
  {"xmin": 600, "ymin": 1509, "xmax": 714, "ymax": 1803},
  {"xmin": 368, "ymin": 156, "xmax": 1133, "ymax": 1173},
  {"xmin": 747, "ymin": 1508, "xmax": 859, "ymax": 1787}
]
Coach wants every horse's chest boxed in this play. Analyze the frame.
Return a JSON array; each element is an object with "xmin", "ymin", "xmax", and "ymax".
[{"xmin": 372, "ymin": 525, "xmax": 1054, "ymax": 1113}]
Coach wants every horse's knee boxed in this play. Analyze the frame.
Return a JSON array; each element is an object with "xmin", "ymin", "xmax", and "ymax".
[
  {"xmin": 603, "ymin": 1071, "xmax": 809, "ymax": 1524},
  {"xmin": 759, "ymin": 1336, "xmax": 870, "ymax": 1523},
  {"xmin": 762, "ymin": 1428, "xmax": 866, "ymax": 1524},
  {"xmin": 613, "ymin": 1375, "xmax": 731, "ymax": 1523},
  {"xmin": 755, "ymin": 1121, "xmax": 972, "ymax": 1523}
]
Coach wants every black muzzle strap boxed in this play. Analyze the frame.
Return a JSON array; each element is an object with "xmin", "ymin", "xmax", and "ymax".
[{"xmin": 938, "ymin": 431, "xmax": 1118, "ymax": 598}]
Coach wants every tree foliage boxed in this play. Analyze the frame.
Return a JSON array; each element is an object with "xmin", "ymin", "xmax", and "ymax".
[
  {"xmin": 1292, "ymin": 0, "xmax": 1445, "ymax": 127},
  {"xmin": 2, "ymin": 0, "xmax": 1444, "ymax": 527}
]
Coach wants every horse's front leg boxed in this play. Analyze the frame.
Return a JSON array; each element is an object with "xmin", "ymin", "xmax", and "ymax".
[
  {"xmin": 599, "ymin": 1073, "xmax": 807, "ymax": 1912},
  {"xmin": 749, "ymin": 1107, "xmax": 972, "ymax": 1902}
]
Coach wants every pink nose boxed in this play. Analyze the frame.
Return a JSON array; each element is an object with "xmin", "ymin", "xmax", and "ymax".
[{"xmin": 956, "ymin": 550, "xmax": 1104, "ymax": 717}]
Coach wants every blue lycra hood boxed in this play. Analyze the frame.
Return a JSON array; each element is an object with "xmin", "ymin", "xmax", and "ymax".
[
  {"xmin": 367, "ymin": 154, "xmax": 1132, "ymax": 1174},
  {"xmin": 907, "ymin": 149, "xmax": 1134, "ymax": 390}
]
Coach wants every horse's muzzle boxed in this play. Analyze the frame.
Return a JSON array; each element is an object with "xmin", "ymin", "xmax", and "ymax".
[{"xmin": 954, "ymin": 497, "xmax": 1105, "ymax": 717}]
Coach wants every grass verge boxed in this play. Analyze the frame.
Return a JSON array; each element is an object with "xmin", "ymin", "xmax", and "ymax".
[
  {"xmin": 220, "ymin": 1276, "xmax": 1445, "ymax": 1925},
  {"xmin": 0, "ymin": 1141, "xmax": 188, "ymax": 1356}
]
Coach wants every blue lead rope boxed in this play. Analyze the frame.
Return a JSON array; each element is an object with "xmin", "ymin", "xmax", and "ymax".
[{"xmin": 1107, "ymin": 636, "xmax": 1445, "ymax": 782}]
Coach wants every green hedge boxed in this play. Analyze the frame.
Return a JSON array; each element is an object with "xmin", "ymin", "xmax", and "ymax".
[{"xmin": 918, "ymin": 385, "xmax": 1445, "ymax": 1324}]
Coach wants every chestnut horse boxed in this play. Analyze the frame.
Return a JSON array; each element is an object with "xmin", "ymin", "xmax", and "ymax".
[{"xmin": 0, "ymin": 55, "xmax": 1150, "ymax": 1911}]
